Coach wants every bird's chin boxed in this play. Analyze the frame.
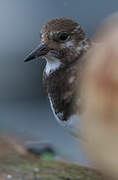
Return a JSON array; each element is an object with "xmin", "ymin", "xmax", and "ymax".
[
  {"xmin": 44, "ymin": 54, "xmax": 60, "ymax": 62},
  {"xmin": 44, "ymin": 52, "xmax": 62, "ymax": 62},
  {"xmin": 49, "ymin": 50, "xmax": 65, "ymax": 59}
]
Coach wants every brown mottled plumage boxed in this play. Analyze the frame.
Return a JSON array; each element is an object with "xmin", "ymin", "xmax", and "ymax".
[
  {"xmin": 24, "ymin": 18, "xmax": 90, "ymax": 136},
  {"xmin": 43, "ymin": 59, "xmax": 81, "ymax": 121}
]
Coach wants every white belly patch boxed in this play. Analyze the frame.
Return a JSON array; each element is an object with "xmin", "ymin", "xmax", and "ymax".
[{"xmin": 48, "ymin": 96, "xmax": 81, "ymax": 137}]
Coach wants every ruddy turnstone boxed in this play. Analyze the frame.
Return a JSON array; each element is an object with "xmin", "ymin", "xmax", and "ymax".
[{"xmin": 24, "ymin": 18, "xmax": 90, "ymax": 137}]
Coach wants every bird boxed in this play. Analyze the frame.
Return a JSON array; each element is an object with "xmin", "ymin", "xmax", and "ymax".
[{"xmin": 24, "ymin": 18, "xmax": 90, "ymax": 137}]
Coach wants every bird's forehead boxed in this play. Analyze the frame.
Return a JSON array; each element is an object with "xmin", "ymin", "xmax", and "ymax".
[{"xmin": 41, "ymin": 18, "xmax": 80, "ymax": 35}]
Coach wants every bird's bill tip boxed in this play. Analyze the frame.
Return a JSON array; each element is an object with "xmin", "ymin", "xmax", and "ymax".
[
  {"xmin": 24, "ymin": 44, "xmax": 49, "ymax": 62},
  {"xmin": 24, "ymin": 53, "xmax": 35, "ymax": 62}
]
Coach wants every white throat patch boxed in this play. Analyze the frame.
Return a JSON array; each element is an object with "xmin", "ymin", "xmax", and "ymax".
[{"xmin": 45, "ymin": 57, "xmax": 62, "ymax": 75}]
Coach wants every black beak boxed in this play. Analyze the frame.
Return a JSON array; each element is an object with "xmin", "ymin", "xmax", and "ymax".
[{"xmin": 24, "ymin": 44, "xmax": 49, "ymax": 62}]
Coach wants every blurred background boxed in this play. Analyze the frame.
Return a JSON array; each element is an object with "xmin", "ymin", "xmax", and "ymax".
[{"xmin": 0, "ymin": 0, "xmax": 118, "ymax": 165}]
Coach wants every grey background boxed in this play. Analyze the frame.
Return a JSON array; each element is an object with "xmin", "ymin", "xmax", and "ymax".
[{"xmin": 0, "ymin": 0, "xmax": 118, "ymax": 165}]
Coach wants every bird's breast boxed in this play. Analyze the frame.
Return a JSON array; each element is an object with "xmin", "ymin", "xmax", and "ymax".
[
  {"xmin": 48, "ymin": 95, "xmax": 81, "ymax": 137},
  {"xmin": 43, "ymin": 62, "xmax": 81, "ymax": 136}
]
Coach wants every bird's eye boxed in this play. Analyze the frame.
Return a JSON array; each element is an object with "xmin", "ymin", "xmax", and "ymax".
[{"xmin": 58, "ymin": 32, "xmax": 69, "ymax": 41}]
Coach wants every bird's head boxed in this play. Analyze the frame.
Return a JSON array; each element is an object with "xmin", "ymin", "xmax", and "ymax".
[{"xmin": 24, "ymin": 18, "xmax": 89, "ymax": 65}]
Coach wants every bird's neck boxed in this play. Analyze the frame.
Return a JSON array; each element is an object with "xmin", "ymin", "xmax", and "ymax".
[
  {"xmin": 44, "ymin": 53, "xmax": 82, "ymax": 77},
  {"xmin": 45, "ymin": 57, "xmax": 63, "ymax": 76}
]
